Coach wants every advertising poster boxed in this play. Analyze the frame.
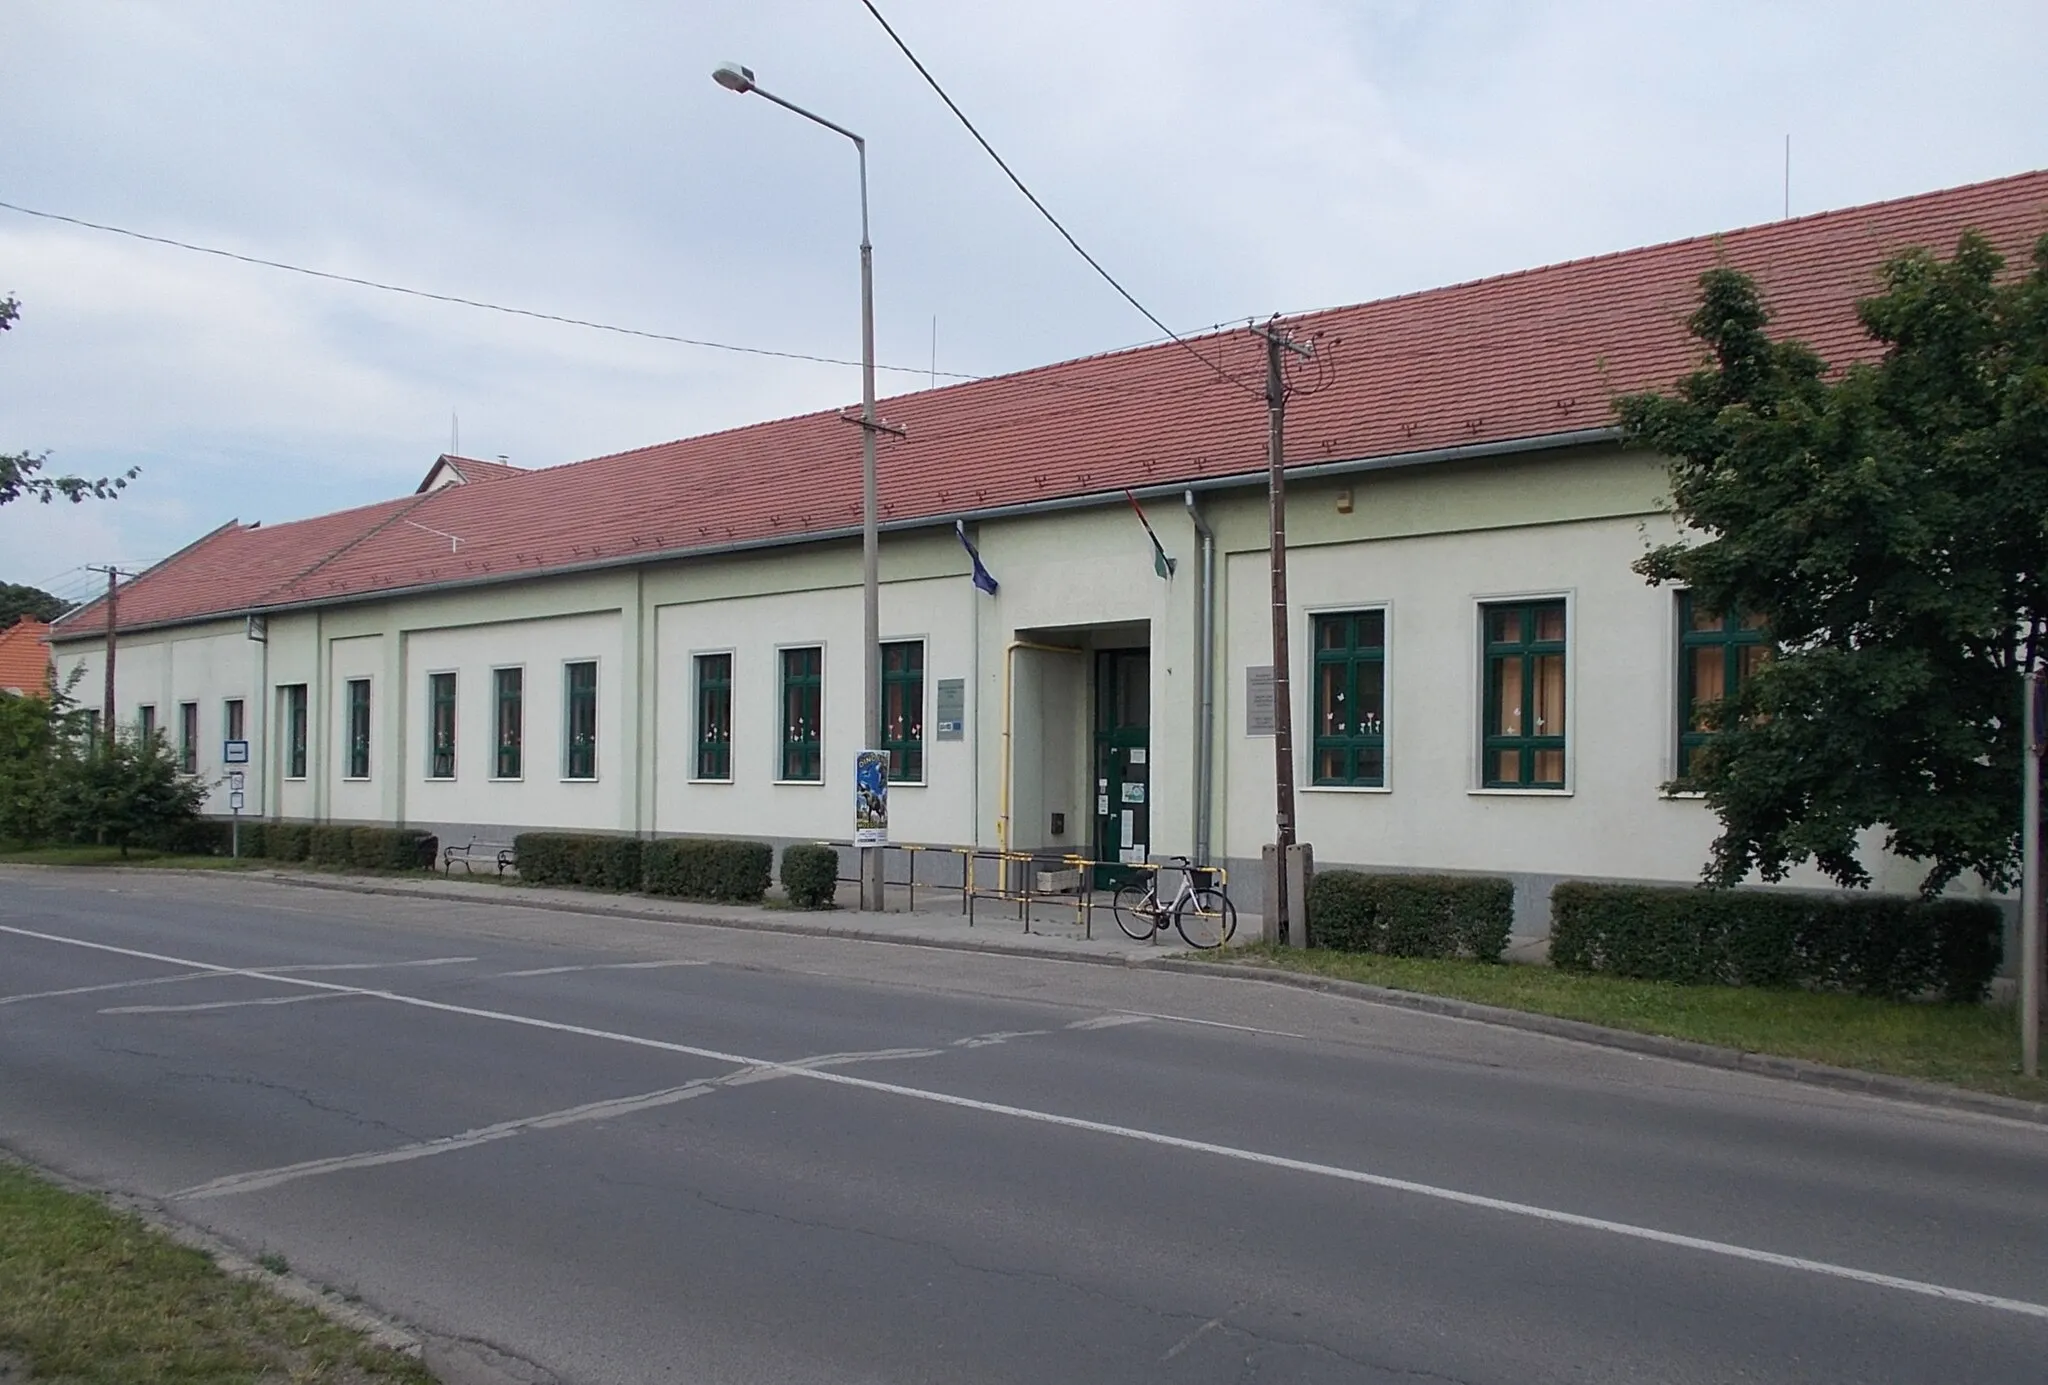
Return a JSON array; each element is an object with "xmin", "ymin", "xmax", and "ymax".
[{"xmin": 855, "ymin": 749, "xmax": 889, "ymax": 846}]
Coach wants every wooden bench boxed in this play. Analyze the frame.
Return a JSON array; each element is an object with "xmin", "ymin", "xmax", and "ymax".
[{"xmin": 442, "ymin": 838, "xmax": 517, "ymax": 877}]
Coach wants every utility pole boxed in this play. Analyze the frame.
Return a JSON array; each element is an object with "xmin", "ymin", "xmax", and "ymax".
[
  {"xmin": 1254, "ymin": 319, "xmax": 1312, "ymax": 947},
  {"xmin": 85, "ymin": 565, "xmax": 130, "ymax": 737},
  {"xmin": 2024, "ymin": 669, "xmax": 2043, "ymax": 1077}
]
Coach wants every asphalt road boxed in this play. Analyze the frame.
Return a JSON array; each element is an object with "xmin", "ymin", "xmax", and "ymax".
[{"xmin": 3, "ymin": 869, "xmax": 2047, "ymax": 1384}]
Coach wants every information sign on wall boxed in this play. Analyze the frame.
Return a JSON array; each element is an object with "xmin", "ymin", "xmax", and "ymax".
[
  {"xmin": 1245, "ymin": 666, "xmax": 1276, "ymax": 736},
  {"xmin": 935, "ymin": 678, "xmax": 966, "ymax": 740}
]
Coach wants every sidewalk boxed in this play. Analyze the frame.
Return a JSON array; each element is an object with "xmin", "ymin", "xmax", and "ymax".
[{"xmin": 249, "ymin": 868, "xmax": 1249, "ymax": 966}]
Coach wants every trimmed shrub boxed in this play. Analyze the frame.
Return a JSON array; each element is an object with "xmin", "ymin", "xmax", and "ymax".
[
  {"xmin": 512, "ymin": 831, "xmax": 643, "ymax": 891},
  {"xmin": 267, "ymin": 822, "xmax": 311, "ymax": 862},
  {"xmin": 140, "ymin": 818, "xmax": 235, "ymax": 856},
  {"xmin": 1306, "ymin": 871, "xmax": 1514, "ymax": 961},
  {"xmin": 347, "ymin": 826, "xmax": 437, "ymax": 872},
  {"xmin": 643, "ymin": 837, "xmax": 774, "ymax": 903},
  {"xmin": 235, "ymin": 822, "xmax": 268, "ymax": 858},
  {"xmin": 1548, "ymin": 882, "xmax": 2002, "ymax": 1002},
  {"xmin": 307, "ymin": 825, "xmax": 354, "ymax": 866},
  {"xmin": 779, "ymin": 844, "xmax": 841, "ymax": 910}
]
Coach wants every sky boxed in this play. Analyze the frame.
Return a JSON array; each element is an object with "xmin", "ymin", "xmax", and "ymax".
[{"xmin": 4, "ymin": 0, "xmax": 2046, "ymax": 606}]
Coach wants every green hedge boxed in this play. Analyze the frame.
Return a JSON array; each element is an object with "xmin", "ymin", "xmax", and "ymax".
[
  {"xmin": 643, "ymin": 838, "xmax": 773, "ymax": 903},
  {"xmin": 512, "ymin": 832, "xmax": 643, "ymax": 891},
  {"xmin": 235, "ymin": 822, "xmax": 268, "ymax": 858},
  {"xmin": 266, "ymin": 823, "xmax": 311, "ymax": 862},
  {"xmin": 779, "ymin": 844, "xmax": 841, "ymax": 910},
  {"xmin": 1548, "ymin": 882, "xmax": 2003, "ymax": 1002},
  {"xmin": 347, "ymin": 827, "xmax": 437, "ymax": 872},
  {"xmin": 1306, "ymin": 871, "xmax": 1514, "ymax": 962},
  {"xmin": 307, "ymin": 825, "xmax": 354, "ymax": 866},
  {"xmin": 139, "ymin": 819, "xmax": 235, "ymax": 856}
]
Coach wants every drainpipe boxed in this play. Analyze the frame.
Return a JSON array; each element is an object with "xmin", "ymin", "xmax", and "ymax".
[{"xmin": 1184, "ymin": 491, "xmax": 1216, "ymax": 868}]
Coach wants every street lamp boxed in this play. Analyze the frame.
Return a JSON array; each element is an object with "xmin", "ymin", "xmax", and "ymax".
[{"xmin": 712, "ymin": 61, "xmax": 886, "ymax": 913}]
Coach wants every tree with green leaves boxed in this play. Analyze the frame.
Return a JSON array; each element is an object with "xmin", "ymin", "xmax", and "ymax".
[
  {"xmin": 1, "ymin": 295, "xmax": 139, "ymax": 506},
  {"xmin": 1619, "ymin": 229, "xmax": 2048, "ymax": 895},
  {"xmin": 0, "ymin": 582, "xmax": 71, "ymax": 626},
  {"xmin": 48, "ymin": 723, "xmax": 207, "ymax": 857}
]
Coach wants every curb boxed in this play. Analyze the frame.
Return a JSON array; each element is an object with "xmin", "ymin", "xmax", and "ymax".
[
  {"xmin": 1150, "ymin": 958, "xmax": 2048, "ymax": 1127},
  {"xmin": 248, "ymin": 869, "xmax": 1177, "ymax": 970}
]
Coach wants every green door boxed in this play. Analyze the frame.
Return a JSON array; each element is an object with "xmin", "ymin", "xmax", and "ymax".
[{"xmin": 1093, "ymin": 649, "xmax": 1150, "ymax": 888}]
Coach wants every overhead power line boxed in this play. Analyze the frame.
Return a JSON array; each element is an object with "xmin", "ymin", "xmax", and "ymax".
[
  {"xmin": 0, "ymin": 197, "xmax": 972, "ymax": 380},
  {"xmin": 856, "ymin": 0, "xmax": 1258, "ymax": 397}
]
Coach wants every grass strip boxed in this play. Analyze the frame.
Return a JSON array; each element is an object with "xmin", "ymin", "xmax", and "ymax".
[
  {"xmin": 0, "ymin": 846, "xmax": 259, "ymax": 869},
  {"xmin": 1199, "ymin": 943, "xmax": 2048, "ymax": 1103},
  {"xmin": 0, "ymin": 1162, "xmax": 434, "ymax": 1383}
]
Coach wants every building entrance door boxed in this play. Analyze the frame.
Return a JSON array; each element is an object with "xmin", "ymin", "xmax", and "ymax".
[{"xmin": 1093, "ymin": 649, "xmax": 1150, "ymax": 888}]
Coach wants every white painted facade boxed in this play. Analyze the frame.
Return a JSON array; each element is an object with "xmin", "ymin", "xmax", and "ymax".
[{"xmin": 51, "ymin": 442, "xmax": 1980, "ymax": 935}]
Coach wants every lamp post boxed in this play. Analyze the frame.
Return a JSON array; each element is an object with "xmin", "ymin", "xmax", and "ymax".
[{"xmin": 713, "ymin": 62, "xmax": 885, "ymax": 912}]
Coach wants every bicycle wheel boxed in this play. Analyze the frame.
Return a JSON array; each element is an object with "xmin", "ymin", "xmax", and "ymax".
[
  {"xmin": 1174, "ymin": 886, "xmax": 1237, "ymax": 949},
  {"xmin": 1111, "ymin": 878, "xmax": 1160, "ymax": 941}
]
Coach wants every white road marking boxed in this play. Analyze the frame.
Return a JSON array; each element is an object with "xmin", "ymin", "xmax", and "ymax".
[
  {"xmin": 1159, "ymin": 1315, "xmax": 1228, "ymax": 1362},
  {"xmin": 176, "ymin": 1045, "xmax": 943, "ymax": 1200},
  {"xmin": 103, "ymin": 993, "xmax": 349, "ymax": 1016},
  {"xmin": 1132, "ymin": 1012, "xmax": 1306, "ymax": 1039},
  {"xmin": 1065, "ymin": 1014, "xmax": 1153, "ymax": 1031},
  {"xmin": 491, "ymin": 960, "xmax": 708, "ymax": 978},
  {"xmin": 0, "ymin": 956, "xmax": 475, "ymax": 1007},
  {"xmin": 952, "ymin": 1029, "xmax": 1051, "ymax": 1048},
  {"xmin": 8, "ymin": 921, "xmax": 2047, "ymax": 1322}
]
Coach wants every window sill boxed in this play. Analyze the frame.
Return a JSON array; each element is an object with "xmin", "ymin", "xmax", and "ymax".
[
  {"xmin": 560, "ymin": 777, "xmax": 600, "ymax": 784},
  {"xmin": 1662, "ymin": 790, "xmax": 1706, "ymax": 800},
  {"xmin": 489, "ymin": 775, "xmax": 524, "ymax": 783},
  {"xmin": 1303, "ymin": 783, "xmax": 1390, "ymax": 795},
  {"xmin": 342, "ymin": 777, "xmax": 371, "ymax": 783},
  {"xmin": 688, "ymin": 777, "xmax": 734, "ymax": 786},
  {"xmin": 1469, "ymin": 786, "xmax": 1572, "ymax": 797},
  {"xmin": 425, "ymin": 776, "xmax": 456, "ymax": 783},
  {"xmin": 284, "ymin": 776, "xmax": 307, "ymax": 783},
  {"xmin": 773, "ymin": 779, "xmax": 825, "ymax": 788}
]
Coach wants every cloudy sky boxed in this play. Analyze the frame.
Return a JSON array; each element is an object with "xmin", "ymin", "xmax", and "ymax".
[{"xmin": 4, "ymin": 0, "xmax": 2045, "ymax": 604}]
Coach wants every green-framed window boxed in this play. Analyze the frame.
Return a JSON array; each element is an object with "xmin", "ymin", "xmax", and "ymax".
[
  {"xmin": 428, "ymin": 672, "xmax": 456, "ymax": 779},
  {"xmin": 1677, "ymin": 592, "xmax": 1769, "ymax": 780},
  {"xmin": 224, "ymin": 698, "xmax": 244, "ymax": 743},
  {"xmin": 1312, "ymin": 610, "xmax": 1386, "ymax": 786},
  {"xmin": 178, "ymin": 702, "xmax": 199, "ymax": 773},
  {"xmin": 285, "ymin": 685, "xmax": 307, "ymax": 778},
  {"xmin": 493, "ymin": 667, "xmax": 523, "ymax": 779},
  {"xmin": 345, "ymin": 678, "xmax": 371, "ymax": 779},
  {"xmin": 1482, "ymin": 601, "xmax": 1567, "ymax": 788},
  {"xmin": 696, "ymin": 653, "xmax": 733, "ymax": 780},
  {"xmin": 138, "ymin": 705, "xmax": 156, "ymax": 741},
  {"xmin": 780, "ymin": 646, "xmax": 823, "ymax": 782},
  {"xmin": 881, "ymin": 641, "xmax": 924, "ymax": 784},
  {"xmin": 563, "ymin": 661, "xmax": 597, "ymax": 780}
]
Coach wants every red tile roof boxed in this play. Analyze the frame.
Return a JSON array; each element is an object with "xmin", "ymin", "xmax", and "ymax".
[
  {"xmin": 57, "ymin": 168, "xmax": 2048, "ymax": 637},
  {"xmin": 0, "ymin": 617, "xmax": 53, "ymax": 695}
]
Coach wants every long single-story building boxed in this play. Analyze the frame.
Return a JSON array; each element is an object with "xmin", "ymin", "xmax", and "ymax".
[{"xmin": 51, "ymin": 169, "xmax": 2048, "ymax": 941}]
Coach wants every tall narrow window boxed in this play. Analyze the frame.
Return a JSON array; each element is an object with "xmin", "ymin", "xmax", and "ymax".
[
  {"xmin": 493, "ymin": 667, "xmax": 523, "ymax": 779},
  {"xmin": 1482, "ymin": 601, "xmax": 1567, "ymax": 788},
  {"xmin": 563, "ymin": 661, "xmax": 597, "ymax": 779},
  {"xmin": 346, "ymin": 678, "xmax": 372, "ymax": 779},
  {"xmin": 178, "ymin": 702, "xmax": 199, "ymax": 773},
  {"xmin": 1677, "ymin": 592, "xmax": 1769, "ymax": 780},
  {"xmin": 1311, "ymin": 610, "xmax": 1386, "ymax": 786},
  {"xmin": 780, "ymin": 646, "xmax": 823, "ymax": 782},
  {"xmin": 428, "ymin": 672, "xmax": 457, "ymax": 779},
  {"xmin": 224, "ymin": 699, "xmax": 245, "ymax": 743},
  {"xmin": 880, "ymin": 641, "xmax": 924, "ymax": 783},
  {"xmin": 695, "ymin": 653, "xmax": 732, "ymax": 780},
  {"xmin": 285, "ymin": 685, "xmax": 307, "ymax": 778},
  {"xmin": 138, "ymin": 705, "xmax": 157, "ymax": 741}
]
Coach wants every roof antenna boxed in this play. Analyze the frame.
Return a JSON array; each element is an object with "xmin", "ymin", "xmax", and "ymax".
[
  {"xmin": 450, "ymin": 410, "xmax": 460, "ymax": 457},
  {"xmin": 1783, "ymin": 134, "xmax": 1791, "ymax": 219}
]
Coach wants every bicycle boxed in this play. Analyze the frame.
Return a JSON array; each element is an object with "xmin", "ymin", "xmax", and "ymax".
[{"xmin": 1110, "ymin": 856, "xmax": 1237, "ymax": 949}]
